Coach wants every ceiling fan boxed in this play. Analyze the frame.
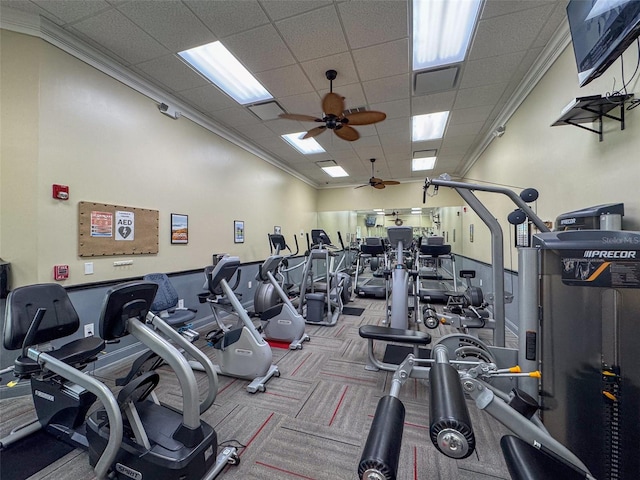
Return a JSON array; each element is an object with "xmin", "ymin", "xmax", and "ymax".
[
  {"xmin": 356, "ymin": 158, "xmax": 401, "ymax": 190},
  {"xmin": 278, "ymin": 70, "xmax": 386, "ymax": 142}
]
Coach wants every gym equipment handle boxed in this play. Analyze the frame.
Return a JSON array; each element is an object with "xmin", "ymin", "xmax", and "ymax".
[
  {"xmin": 358, "ymin": 395, "xmax": 405, "ymax": 480},
  {"xmin": 429, "ymin": 345, "xmax": 476, "ymax": 459}
]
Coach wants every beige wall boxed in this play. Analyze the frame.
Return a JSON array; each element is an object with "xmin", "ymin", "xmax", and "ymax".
[
  {"xmin": 1, "ymin": 30, "xmax": 317, "ymax": 287},
  {"xmin": 316, "ymin": 181, "xmax": 464, "ymax": 212},
  {"xmin": 460, "ymin": 45, "xmax": 640, "ymax": 265}
]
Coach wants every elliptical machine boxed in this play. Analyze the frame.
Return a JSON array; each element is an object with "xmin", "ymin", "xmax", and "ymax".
[
  {"xmin": 297, "ymin": 230, "xmax": 350, "ymax": 326},
  {"xmin": 86, "ymin": 280, "xmax": 239, "ymax": 480},
  {"xmin": 253, "ymin": 233, "xmax": 300, "ymax": 315},
  {"xmin": 386, "ymin": 226, "xmax": 421, "ymax": 329},
  {"xmin": 201, "ymin": 255, "xmax": 280, "ymax": 393},
  {"xmin": 256, "ymin": 246, "xmax": 310, "ymax": 349}
]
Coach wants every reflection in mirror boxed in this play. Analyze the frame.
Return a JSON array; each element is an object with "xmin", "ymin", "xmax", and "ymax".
[{"xmin": 317, "ymin": 207, "xmax": 463, "ymax": 254}]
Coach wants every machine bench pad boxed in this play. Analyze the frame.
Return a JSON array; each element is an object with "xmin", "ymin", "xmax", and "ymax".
[{"xmin": 359, "ymin": 325, "xmax": 431, "ymax": 345}]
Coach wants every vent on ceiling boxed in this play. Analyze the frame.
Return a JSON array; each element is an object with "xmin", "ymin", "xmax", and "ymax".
[
  {"xmin": 414, "ymin": 66, "xmax": 459, "ymax": 95},
  {"xmin": 343, "ymin": 106, "xmax": 367, "ymax": 115}
]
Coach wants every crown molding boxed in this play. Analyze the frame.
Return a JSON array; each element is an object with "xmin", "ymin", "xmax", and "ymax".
[{"xmin": 0, "ymin": 6, "xmax": 318, "ymax": 189}]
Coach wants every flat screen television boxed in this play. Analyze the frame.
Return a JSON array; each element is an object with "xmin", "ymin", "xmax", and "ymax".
[{"xmin": 567, "ymin": 0, "xmax": 640, "ymax": 86}]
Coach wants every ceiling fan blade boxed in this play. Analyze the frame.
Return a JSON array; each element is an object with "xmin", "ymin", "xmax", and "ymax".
[
  {"xmin": 373, "ymin": 183, "xmax": 386, "ymax": 189},
  {"xmin": 323, "ymin": 92, "xmax": 344, "ymax": 116},
  {"xmin": 303, "ymin": 126, "xmax": 327, "ymax": 139},
  {"xmin": 334, "ymin": 125, "xmax": 359, "ymax": 141},
  {"xmin": 382, "ymin": 180, "xmax": 400, "ymax": 186},
  {"xmin": 354, "ymin": 184, "xmax": 368, "ymax": 189},
  {"xmin": 344, "ymin": 111, "xmax": 387, "ymax": 125},
  {"xmin": 371, "ymin": 177, "xmax": 383, "ymax": 184},
  {"xmin": 279, "ymin": 113, "xmax": 322, "ymax": 122}
]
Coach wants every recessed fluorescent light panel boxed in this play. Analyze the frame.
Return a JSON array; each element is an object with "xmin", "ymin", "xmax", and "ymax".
[
  {"xmin": 412, "ymin": 0, "xmax": 482, "ymax": 71},
  {"xmin": 373, "ymin": 209, "xmax": 384, "ymax": 212},
  {"xmin": 412, "ymin": 112, "xmax": 449, "ymax": 141},
  {"xmin": 282, "ymin": 133, "xmax": 326, "ymax": 154},
  {"xmin": 322, "ymin": 166, "xmax": 349, "ymax": 177},
  {"xmin": 412, "ymin": 150, "xmax": 438, "ymax": 171},
  {"xmin": 412, "ymin": 157, "xmax": 437, "ymax": 171},
  {"xmin": 179, "ymin": 41, "xmax": 272, "ymax": 105}
]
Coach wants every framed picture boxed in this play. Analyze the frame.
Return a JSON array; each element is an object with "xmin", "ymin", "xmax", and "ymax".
[
  {"xmin": 274, "ymin": 226, "xmax": 281, "ymax": 235},
  {"xmin": 234, "ymin": 220, "xmax": 245, "ymax": 243},
  {"xmin": 171, "ymin": 214, "xmax": 188, "ymax": 244},
  {"xmin": 469, "ymin": 223, "xmax": 474, "ymax": 243}
]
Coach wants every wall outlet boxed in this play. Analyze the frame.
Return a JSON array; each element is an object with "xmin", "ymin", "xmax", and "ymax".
[
  {"xmin": 84, "ymin": 262, "xmax": 94, "ymax": 275},
  {"xmin": 248, "ymin": 281, "xmax": 252, "ymax": 289},
  {"xmin": 177, "ymin": 299, "xmax": 184, "ymax": 309},
  {"xmin": 84, "ymin": 323, "xmax": 94, "ymax": 337},
  {"xmin": 479, "ymin": 279, "xmax": 483, "ymax": 286}
]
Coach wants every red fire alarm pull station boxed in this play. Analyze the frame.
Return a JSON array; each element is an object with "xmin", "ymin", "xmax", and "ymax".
[
  {"xmin": 53, "ymin": 184, "xmax": 69, "ymax": 200},
  {"xmin": 54, "ymin": 265, "xmax": 69, "ymax": 281}
]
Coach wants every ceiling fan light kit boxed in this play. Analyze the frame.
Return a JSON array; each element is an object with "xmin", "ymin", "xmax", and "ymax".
[{"xmin": 279, "ymin": 70, "xmax": 387, "ymax": 142}]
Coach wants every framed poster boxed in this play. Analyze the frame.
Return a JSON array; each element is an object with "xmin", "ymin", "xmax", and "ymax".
[
  {"xmin": 234, "ymin": 220, "xmax": 245, "ymax": 243},
  {"xmin": 171, "ymin": 214, "xmax": 188, "ymax": 244}
]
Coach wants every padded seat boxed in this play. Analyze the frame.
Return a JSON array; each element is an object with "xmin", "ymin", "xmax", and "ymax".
[
  {"xmin": 359, "ymin": 325, "xmax": 431, "ymax": 345},
  {"xmin": 143, "ymin": 273, "xmax": 196, "ymax": 328},
  {"xmin": 14, "ymin": 336, "xmax": 104, "ymax": 377},
  {"xmin": 4, "ymin": 283, "xmax": 106, "ymax": 377}
]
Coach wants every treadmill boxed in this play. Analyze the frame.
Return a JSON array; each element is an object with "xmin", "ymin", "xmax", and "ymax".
[
  {"xmin": 354, "ymin": 237, "xmax": 388, "ymax": 298},
  {"xmin": 418, "ymin": 236, "xmax": 459, "ymax": 303}
]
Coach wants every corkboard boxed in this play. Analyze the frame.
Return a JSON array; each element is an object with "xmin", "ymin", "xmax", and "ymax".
[{"xmin": 78, "ymin": 202, "xmax": 159, "ymax": 257}]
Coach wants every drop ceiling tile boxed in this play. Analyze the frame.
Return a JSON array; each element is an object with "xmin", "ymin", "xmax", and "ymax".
[
  {"xmin": 72, "ymin": 9, "xmax": 169, "ymax": 64},
  {"xmin": 255, "ymin": 65, "xmax": 315, "ymax": 98},
  {"xmin": 362, "ymin": 74, "xmax": 410, "ymax": 104},
  {"xmin": 266, "ymin": 118, "xmax": 307, "ymax": 135},
  {"xmin": 411, "ymin": 91, "xmax": 456, "ymax": 115},
  {"xmin": 353, "ymin": 39, "xmax": 409, "ymax": 82},
  {"xmin": 469, "ymin": 4, "xmax": 556, "ymax": 60},
  {"xmin": 184, "ymin": 0, "xmax": 268, "ymax": 38},
  {"xmin": 300, "ymin": 53, "xmax": 359, "ymax": 89},
  {"xmin": 33, "ymin": 0, "xmax": 110, "ymax": 24},
  {"xmin": 117, "ymin": 1, "xmax": 214, "ymax": 52},
  {"xmin": 276, "ymin": 5, "xmax": 347, "ymax": 62},
  {"xmin": 532, "ymin": 3, "xmax": 569, "ymax": 48},
  {"xmin": 179, "ymin": 84, "xmax": 236, "ymax": 113},
  {"xmin": 278, "ymin": 92, "xmax": 323, "ymax": 117},
  {"xmin": 446, "ymin": 122, "xmax": 485, "ymax": 138},
  {"xmin": 459, "ymin": 51, "xmax": 526, "ymax": 89},
  {"xmin": 480, "ymin": 0, "xmax": 555, "ymax": 19},
  {"xmin": 260, "ymin": 0, "xmax": 333, "ymax": 21},
  {"xmin": 453, "ymin": 83, "xmax": 508, "ymax": 109},
  {"xmin": 338, "ymin": 0, "xmax": 408, "ymax": 49},
  {"xmin": 369, "ymin": 99, "xmax": 410, "ymax": 120},
  {"xmin": 210, "ymin": 107, "xmax": 262, "ymax": 127},
  {"xmin": 134, "ymin": 55, "xmax": 209, "ymax": 92},
  {"xmin": 449, "ymin": 105, "xmax": 493, "ymax": 125},
  {"xmin": 224, "ymin": 24, "xmax": 297, "ymax": 73},
  {"xmin": 439, "ymin": 135, "xmax": 475, "ymax": 156},
  {"xmin": 354, "ymin": 145, "xmax": 385, "ymax": 161},
  {"xmin": 375, "ymin": 117, "xmax": 409, "ymax": 135},
  {"xmin": 234, "ymin": 122, "xmax": 276, "ymax": 140}
]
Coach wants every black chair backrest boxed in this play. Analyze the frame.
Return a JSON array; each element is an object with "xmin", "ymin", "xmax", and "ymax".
[
  {"xmin": 3, "ymin": 284, "xmax": 80, "ymax": 351},
  {"xmin": 99, "ymin": 281, "xmax": 158, "ymax": 341}
]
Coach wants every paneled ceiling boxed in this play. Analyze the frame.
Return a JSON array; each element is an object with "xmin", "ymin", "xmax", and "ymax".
[{"xmin": 1, "ymin": 0, "xmax": 570, "ymax": 188}]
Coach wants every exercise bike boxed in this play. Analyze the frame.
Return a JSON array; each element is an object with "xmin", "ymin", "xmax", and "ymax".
[
  {"xmin": 201, "ymin": 255, "xmax": 280, "ymax": 393},
  {"xmin": 358, "ymin": 338, "xmax": 595, "ymax": 480}
]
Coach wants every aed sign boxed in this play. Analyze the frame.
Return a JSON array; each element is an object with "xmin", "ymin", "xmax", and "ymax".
[{"xmin": 115, "ymin": 211, "xmax": 135, "ymax": 241}]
